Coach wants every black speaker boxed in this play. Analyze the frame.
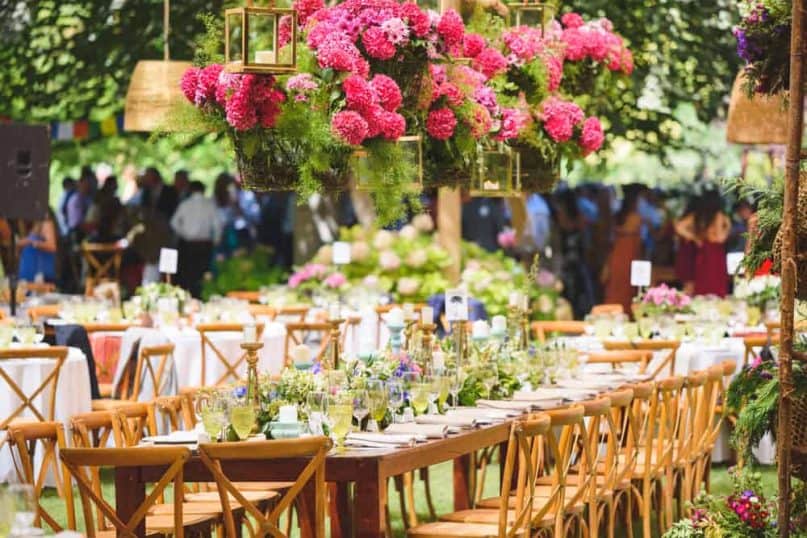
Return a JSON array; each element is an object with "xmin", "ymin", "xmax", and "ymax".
[{"xmin": 0, "ymin": 124, "xmax": 50, "ymax": 221}]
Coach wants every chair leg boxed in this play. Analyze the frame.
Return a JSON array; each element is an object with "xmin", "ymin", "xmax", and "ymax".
[
  {"xmin": 403, "ymin": 471, "xmax": 418, "ymax": 527},
  {"xmin": 419, "ymin": 467, "xmax": 438, "ymax": 521},
  {"xmin": 393, "ymin": 474, "xmax": 412, "ymax": 530},
  {"xmin": 642, "ymin": 480, "xmax": 652, "ymax": 538}
]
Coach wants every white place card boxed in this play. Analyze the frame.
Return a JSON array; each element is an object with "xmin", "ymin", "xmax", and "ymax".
[
  {"xmin": 727, "ymin": 251, "xmax": 745, "ymax": 275},
  {"xmin": 332, "ymin": 241, "xmax": 351, "ymax": 265},
  {"xmin": 158, "ymin": 248, "xmax": 178, "ymax": 274},
  {"xmin": 445, "ymin": 289, "xmax": 469, "ymax": 321},
  {"xmin": 630, "ymin": 260, "xmax": 652, "ymax": 287}
]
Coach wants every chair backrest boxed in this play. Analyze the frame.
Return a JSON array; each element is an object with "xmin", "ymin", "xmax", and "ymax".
[
  {"xmin": 590, "ymin": 304, "xmax": 624, "ymax": 316},
  {"xmin": 83, "ymin": 322, "xmax": 135, "ymax": 334},
  {"xmin": 81, "ymin": 242, "xmax": 125, "ymax": 296},
  {"xmin": 198, "ymin": 436, "xmax": 332, "ymax": 538},
  {"xmin": 130, "ymin": 344, "xmax": 175, "ymax": 401},
  {"xmin": 534, "ymin": 405, "xmax": 587, "ymax": 535},
  {"xmin": 197, "ymin": 323, "xmax": 265, "ymax": 386},
  {"xmin": 602, "ymin": 339, "xmax": 681, "ymax": 378},
  {"xmin": 248, "ymin": 304, "xmax": 276, "ymax": 320},
  {"xmin": 677, "ymin": 371, "xmax": 708, "ymax": 466},
  {"xmin": 283, "ymin": 322, "xmax": 334, "ymax": 368},
  {"xmin": 495, "ymin": 413, "xmax": 551, "ymax": 538},
  {"xmin": 113, "ymin": 402, "xmax": 158, "ymax": 447},
  {"xmin": 0, "ymin": 346, "xmax": 69, "ymax": 429},
  {"xmin": 226, "ymin": 290, "xmax": 262, "ymax": 303},
  {"xmin": 274, "ymin": 305, "xmax": 310, "ymax": 323},
  {"xmin": 27, "ymin": 304, "xmax": 61, "ymax": 323},
  {"xmin": 576, "ymin": 398, "xmax": 612, "ymax": 511},
  {"xmin": 154, "ymin": 395, "xmax": 196, "ymax": 432},
  {"xmin": 601, "ymin": 388, "xmax": 637, "ymax": 488},
  {"xmin": 61, "ymin": 446, "xmax": 191, "ymax": 538},
  {"xmin": 7, "ymin": 421, "xmax": 75, "ymax": 532},
  {"xmin": 645, "ymin": 377, "xmax": 685, "ymax": 478},
  {"xmin": 585, "ymin": 350, "xmax": 653, "ymax": 373},
  {"xmin": 531, "ymin": 321, "xmax": 586, "ymax": 344}
]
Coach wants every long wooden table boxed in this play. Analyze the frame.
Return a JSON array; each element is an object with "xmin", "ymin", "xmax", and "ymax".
[{"xmin": 115, "ymin": 422, "xmax": 511, "ymax": 538}]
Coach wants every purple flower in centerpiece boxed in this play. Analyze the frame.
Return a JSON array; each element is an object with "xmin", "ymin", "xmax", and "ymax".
[{"xmin": 233, "ymin": 386, "xmax": 247, "ymax": 399}]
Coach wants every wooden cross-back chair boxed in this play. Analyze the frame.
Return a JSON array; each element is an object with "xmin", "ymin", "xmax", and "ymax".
[
  {"xmin": 113, "ymin": 402, "xmax": 159, "ymax": 447},
  {"xmin": 198, "ymin": 436, "xmax": 332, "ymax": 538},
  {"xmin": 282, "ymin": 322, "xmax": 335, "ymax": 368},
  {"xmin": 248, "ymin": 304, "xmax": 276, "ymax": 320},
  {"xmin": 599, "ymin": 388, "xmax": 639, "ymax": 538},
  {"xmin": 61, "ymin": 446, "xmax": 216, "ymax": 538},
  {"xmin": 697, "ymin": 361, "xmax": 736, "ymax": 492},
  {"xmin": 226, "ymin": 291, "xmax": 262, "ymax": 303},
  {"xmin": 80, "ymin": 241, "xmax": 125, "ymax": 296},
  {"xmin": 408, "ymin": 413, "xmax": 553, "ymax": 538},
  {"xmin": 93, "ymin": 344, "xmax": 176, "ymax": 411},
  {"xmin": 602, "ymin": 339, "xmax": 681, "ymax": 378},
  {"xmin": 27, "ymin": 304, "xmax": 61, "ymax": 323},
  {"xmin": 155, "ymin": 395, "xmax": 197, "ymax": 432},
  {"xmin": 590, "ymin": 304, "xmax": 625, "ymax": 316},
  {"xmin": 531, "ymin": 321, "xmax": 587, "ymax": 344},
  {"xmin": 671, "ymin": 371, "xmax": 708, "ymax": 516},
  {"xmin": 585, "ymin": 350, "xmax": 653, "ymax": 374},
  {"xmin": 197, "ymin": 323, "xmax": 265, "ymax": 387},
  {"xmin": 274, "ymin": 305, "xmax": 310, "ymax": 323},
  {"xmin": 0, "ymin": 346, "xmax": 69, "ymax": 432},
  {"xmin": 7, "ymin": 421, "xmax": 75, "ymax": 533}
]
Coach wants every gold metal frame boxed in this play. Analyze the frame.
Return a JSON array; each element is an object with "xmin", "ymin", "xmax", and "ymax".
[
  {"xmin": 470, "ymin": 143, "xmax": 519, "ymax": 198},
  {"xmin": 224, "ymin": 2, "xmax": 297, "ymax": 74},
  {"xmin": 508, "ymin": 2, "xmax": 556, "ymax": 30},
  {"xmin": 352, "ymin": 135, "xmax": 424, "ymax": 193}
]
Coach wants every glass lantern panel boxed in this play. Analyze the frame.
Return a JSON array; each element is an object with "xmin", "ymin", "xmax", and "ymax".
[
  {"xmin": 228, "ymin": 12, "xmax": 244, "ymax": 65},
  {"xmin": 399, "ymin": 136, "xmax": 423, "ymax": 190},
  {"xmin": 475, "ymin": 149, "xmax": 513, "ymax": 196},
  {"xmin": 514, "ymin": 5, "xmax": 553, "ymax": 30},
  {"xmin": 249, "ymin": 11, "xmax": 277, "ymax": 66},
  {"xmin": 351, "ymin": 150, "xmax": 372, "ymax": 189}
]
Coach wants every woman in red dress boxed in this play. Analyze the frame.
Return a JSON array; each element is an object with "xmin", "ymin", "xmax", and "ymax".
[
  {"xmin": 603, "ymin": 184, "xmax": 644, "ymax": 314},
  {"xmin": 674, "ymin": 190, "xmax": 731, "ymax": 297}
]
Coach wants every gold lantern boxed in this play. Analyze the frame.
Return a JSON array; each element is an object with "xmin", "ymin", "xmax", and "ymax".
[
  {"xmin": 470, "ymin": 143, "xmax": 519, "ymax": 197},
  {"xmin": 225, "ymin": 0, "xmax": 297, "ymax": 74},
  {"xmin": 508, "ymin": 1, "xmax": 556, "ymax": 29},
  {"xmin": 352, "ymin": 135, "xmax": 424, "ymax": 192}
]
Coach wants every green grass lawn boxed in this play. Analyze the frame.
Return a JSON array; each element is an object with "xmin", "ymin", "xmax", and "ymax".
[{"xmin": 36, "ymin": 463, "xmax": 778, "ymax": 537}]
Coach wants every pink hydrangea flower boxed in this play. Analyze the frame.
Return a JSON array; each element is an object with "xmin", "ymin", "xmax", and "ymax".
[
  {"xmin": 503, "ymin": 26, "xmax": 544, "ymax": 61},
  {"xmin": 473, "ymin": 48, "xmax": 508, "ymax": 79},
  {"xmin": 278, "ymin": 16, "xmax": 292, "ymax": 48},
  {"xmin": 343, "ymin": 75, "xmax": 377, "ymax": 113},
  {"xmin": 436, "ymin": 9, "xmax": 464, "ymax": 47},
  {"xmin": 437, "ymin": 82, "xmax": 464, "ymax": 107},
  {"xmin": 370, "ymin": 75, "xmax": 403, "ymax": 111},
  {"xmin": 561, "ymin": 12, "xmax": 585, "ymax": 29},
  {"xmin": 195, "ymin": 64, "xmax": 222, "ymax": 105},
  {"xmin": 317, "ymin": 32, "xmax": 369, "ymax": 75},
  {"xmin": 362, "ymin": 26, "xmax": 397, "ymax": 60},
  {"xmin": 381, "ymin": 17, "xmax": 410, "ymax": 45},
  {"xmin": 324, "ymin": 272, "xmax": 347, "ymax": 288},
  {"xmin": 180, "ymin": 67, "xmax": 200, "ymax": 103},
  {"xmin": 544, "ymin": 54, "xmax": 563, "ymax": 92},
  {"xmin": 473, "ymin": 86, "xmax": 499, "ymax": 114},
  {"xmin": 541, "ymin": 97, "xmax": 584, "ymax": 142},
  {"xmin": 293, "ymin": 0, "xmax": 325, "ymax": 26},
  {"xmin": 462, "ymin": 33, "xmax": 485, "ymax": 58},
  {"xmin": 580, "ymin": 116, "xmax": 604, "ymax": 155},
  {"xmin": 429, "ymin": 63, "xmax": 447, "ymax": 86},
  {"xmin": 286, "ymin": 73, "xmax": 319, "ymax": 102},
  {"xmin": 400, "ymin": 2, "xmax": 430, "ymax": 37},
  {"xmin": 377, "ymin": 110, "xmax": 406, "ymax": 140},
  {"xmin": 426, "ymin": 108, "xmax": 457, "ymax": 140},
  {"xmin": 468, "ymin": 104, "xmax": 493, "ymax": 138},
  {"xmin": 225, "ymin": 75, "xmax": 258, "ymax": 131},
  {"xmin": 494, "ymin": 107, "xmax": 529, "ymax": 141},
  {"xmin": 332, "ymin": 110, "xmax": 369, "ymax": 145}
]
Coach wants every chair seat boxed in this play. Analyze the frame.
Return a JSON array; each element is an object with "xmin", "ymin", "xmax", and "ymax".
[
  {"xmin": 408, "ymin": 521, "xmax": 526, "ymax": 537},
  {"xmin": 440, "ymin": 508, "xmax": 555, "ymax": 528},
  {"xmin": 91, "ymin": 399, "xmax": 133, "ymax": 411},
  {"xmin": 148, "ymin": 502, "xmax": 227, "ymax": 516},
  {"xmin": 98, "ymin": 382, "xmax": 114, "ymax": 398},
  {"xmin": 185, "ymin": 490, "xmax": 277, "ymax": 504},
  {"xmin": 95, "ymin": 514, "xmax": 217, "ymax": 537},
  {"xmin": 477, "ymin": 494, "xmax": 584, "ymax": 515},
  {"xmin": 236, "ymin": 481, "xmax": 294, "ymax": 491}
]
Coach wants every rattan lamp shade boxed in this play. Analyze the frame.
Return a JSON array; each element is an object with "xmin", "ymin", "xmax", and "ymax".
[
  {"xmin": 123, "ymin": 60, "xmax": 192, "ymax": 132},
  {"xmin": 726, "ymin": 72, "xmax": 788, "ymax": 145}
]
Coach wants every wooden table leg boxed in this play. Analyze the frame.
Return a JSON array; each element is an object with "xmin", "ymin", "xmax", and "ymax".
[
  {"xmin": 453, "ymin": 454, "xmax": 472, "ymax": 511},
  {"xmin": 354, "ymin": 465, "xmax": 385, "ymax": 538},
  {"xmin": 329, "ymin": 482, "xmax": 352, "ymax": 538},
  {"xmin": 115, "ymin": 466, "xmax": 145, "ymax": 537}
]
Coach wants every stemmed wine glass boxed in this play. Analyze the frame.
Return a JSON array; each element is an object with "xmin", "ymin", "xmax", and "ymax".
[
  {"xmin": 327, "ymin": 392, "xmax": 353, "ymax": 450},
  {"xmin": 387, "ymin": 379, "xmax": 405, "ymax": 423},
  {"xmin": 196, "ymin": 390, "xmax": 227, "ymax": 442},
  {"xmin": 445, "ymin": 367, "xmax": 463, "ymax": 410},
  {"xmin": 351, "ymin": 389, "xmax": 369, "ymax": 432},
  {"xmin": 366, "ymin": 380, "xmax": 387, "ymax": 432},
  {"xmin": 305, "ymin": 391, "xmax": 329, "ymax": 436}
]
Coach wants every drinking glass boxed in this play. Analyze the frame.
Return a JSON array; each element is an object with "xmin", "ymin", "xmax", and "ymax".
[
  {"xmin": 0, "ymin": 326, "xmax": 13, "ymax": 348},
  {"xmin": 410, "ymin": 381, "xmax": 430, "ymax": 415},
  {"xmin": 327, "ymin": 394, "xmax": 354, "ymax": 450},
  {"xmin": 446, "ymin": 368, "xmax": 463, "ymax": 409},
  {"xmin": 228, "ymin": 391, "xmax": 255, "ymax": 441},
  {"xmin": 14, "ymin": 324, "xmax": 36, "ymax": 345},
  {"xmin": 351, "ymin": 390, "xmax": 369, "ymax": 431},
  {"xmin": 623, "ymin": 322, "xmax": 639, "ymax": 340},
  {"xmin": 197, "ymin": 391, "xmax": 227, "ymax": 442},
  {"xmin": 326, "ymin": 370, "xmax": 347, "ymax": 394},
  {"xmin": 305, "ymin": 391, "xmax": 329, "ymax": 435},
  {"xmin": 366, "ymin": 380, "xmax": 387, "ymax": 432},
  {"xmin": 437, "ymin": 373, "xmax": 451, "ymax": 410},
  {"xmin": 637, "ymin": 317, "xmax": 654, "ymax": 339},
  {"xmin": 8, "ymin": 484, "xmax": 35, "ymax": 535},
  {"xmin": 479, "ymin": 362, "xmax": 498, "ymax": 398},
  {"xmin": 387, "ymin": 379, "xmax": 405, "ymax": 423}
]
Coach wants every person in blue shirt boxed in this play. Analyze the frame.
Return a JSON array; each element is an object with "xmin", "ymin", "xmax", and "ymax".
[{"xmin": 18, "ymin": 208, "xmax": 59, "ymax": 283}]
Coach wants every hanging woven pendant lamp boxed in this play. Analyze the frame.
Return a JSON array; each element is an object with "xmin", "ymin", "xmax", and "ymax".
[
  {"xmin": 726, "ymin": 71, "xmax": 789, "ymax": 145},
  {"xmin": 124, "ymin": 0, "xmax": 191, "ymax": 132}
]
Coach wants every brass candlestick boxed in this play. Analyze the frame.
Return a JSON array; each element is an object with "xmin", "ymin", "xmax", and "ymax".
[
  {"xmin": 240, "ymin": 341, "xmax": 264, "ymax": 409},
  {"xmin": 325, "ymin": 318, "xmax": 344, "ymax": 370},
  {"xmin": 507, "ymin": 305, "xmax": 522, "ymax": 350},
  {"xmin": 420, "ymin": 322, "xmax": 436, "ymax": 371},
  {"xmin": 520, "ymin": 308, "xmax": 531, "ymax": 350},
  {"xmin": 403, "ymin": 319, "xmax": 419, "ymax": 352}
]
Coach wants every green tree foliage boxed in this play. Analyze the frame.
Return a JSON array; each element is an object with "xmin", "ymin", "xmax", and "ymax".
[{"xmin": 567, "ymin": 0, "xmax": 741, "ymax": 154}]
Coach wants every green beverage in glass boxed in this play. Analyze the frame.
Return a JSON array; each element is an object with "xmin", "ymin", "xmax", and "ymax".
[
  {"xmin": 329, "ymin": 404, "xmax": 353, "ymax": 448},
  {"xmin": 623, "ymin": 322, "xmax": 639, "ymax": 340},
  {"xmin": 411, "ymin": 383, "xmax": 430, "ymax": 415},
  {"xmin": 230, "ymin": 405, "xmax": 255, "ymax": 440},
  {"xmin": 201, "ymin": 410, "xmax": 224, "ymax": 441},
  {"xmin": 16, "ymin": 326, "xmax": 35, "ymax": 345},
  {"xmin": 437, "ymin": 376, "xmax": 450, "ymax": 407}
]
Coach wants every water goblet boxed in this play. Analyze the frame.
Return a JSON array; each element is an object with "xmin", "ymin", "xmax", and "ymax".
[
  {"xmin": 387, "ymin": 379, "xmax": 405, "ymax": 423},
  {"xmin": 351, "ymin": 389, "xmax": 369, "ymax": 431}
]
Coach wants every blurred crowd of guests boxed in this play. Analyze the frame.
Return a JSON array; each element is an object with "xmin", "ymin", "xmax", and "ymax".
[{"xmin": 0, "ymin": 165, "xmax": 756, "ymax": 311}]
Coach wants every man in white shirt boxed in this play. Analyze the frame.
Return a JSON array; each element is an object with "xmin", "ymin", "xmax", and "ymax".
[{"xmin": 170, "ymin": 181, "xmax": 221, "ymax": 297}]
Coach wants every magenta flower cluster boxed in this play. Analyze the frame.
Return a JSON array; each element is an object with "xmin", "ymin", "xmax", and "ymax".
[
  {"xmin": 288, "ymin": 263, "xmax": 330, "ymax": 288},
  {"xmin": 538, "ymin": 97, "xmax": 604, "ymax": 155},
  {"xmin": 331, "ymin": 73, "xmax": 406, "ymax": 145},
  {"xmin": 180, "ymin": 65, "xmax": 286, "ymax": 132},
  {"xmin": 640, "ymin": 283, "xmax": 692, "ymax": 309},
  {"xmin": 559, "ymin": 12, "xmax": 634, "ymax": 75},
  {"xmin": 727, "ymin": 490, "xmax": 770, "ymax": 530}
]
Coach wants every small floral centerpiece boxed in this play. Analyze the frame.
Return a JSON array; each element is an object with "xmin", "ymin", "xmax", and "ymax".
[
  {"xmin": 663, "ymin": 467, "xmax": 776, "ymax": 538},
  {"xmin": 733, "ymin": 274, "xmax": 781, "ymax": 310},
  {"xmin": 134, "ymin": 282, "xmax": 190, "ymax": 313},
  {"xmin": 287, "ymin": 263, "xmax": 349, "ymax": 301},
  {"xmin": 733, "ymin": 0, "xmax": 791, "ymax": 95},
  {"xmin": 633, "ymin": 283, "xmax": 693, "ymax": 318}
]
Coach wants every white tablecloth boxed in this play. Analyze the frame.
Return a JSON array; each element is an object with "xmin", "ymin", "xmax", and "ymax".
[{"xmin": 0, "ymin": 346, "xmax": 91, "ymax": 483}]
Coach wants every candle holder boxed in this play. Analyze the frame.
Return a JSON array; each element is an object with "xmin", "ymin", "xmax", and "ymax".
[
  {"xmin": 420, "ymin": 323, "xmax": 436, "ymax": 372},
  {"xmin": 240, "ymin": 341, "xmax": 264, "ymax": 409},
  {"xmin": 388, "ymin": 323, "xmax": 405, "ymax": 355},
  {"xmin": 450, "ymin": 321, "xmax": 467, "ymax": 369},
  {"xmin": 324, "ymin": 318, "xmax": 344, "ymax": 370},
  {"xmin": 520, "ymin": 308, "xmax": 531, "ymax": 350},
  {"xmin": 403, "ymin": 319, "xmax": 418, "ymax": 352}
]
